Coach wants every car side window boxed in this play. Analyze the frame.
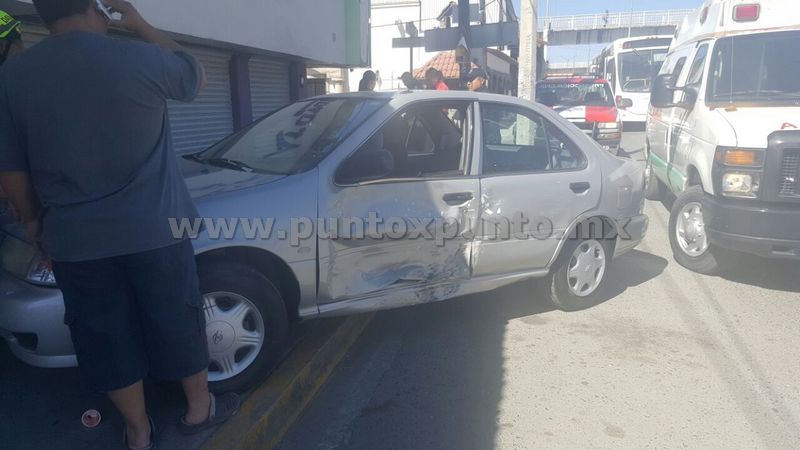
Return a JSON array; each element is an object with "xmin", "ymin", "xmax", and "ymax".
[
  {"xmin": 481, "ymin": 103, "xmax": 586, "ymax": 175},
  {"xmin": 686, "ymin": 44, "xmax": 709, "ymax": 87},
  {"xmin": 336, "ymin": 101, "xmax": 473, "ymax": 184}
]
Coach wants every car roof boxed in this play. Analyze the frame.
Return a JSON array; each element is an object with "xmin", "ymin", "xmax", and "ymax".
[
  {"xmin": 538, "ymin": 78, "xmax": 610, "ymax": 85},
  {"xmin": 306, "ymin": 90, "xmax": 525, "ymax": 103}
]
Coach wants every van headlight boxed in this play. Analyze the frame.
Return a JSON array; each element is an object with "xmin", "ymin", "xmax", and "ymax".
[
  {"xmin": 713, "ymin": 147, "xmax": 765, "ymax": 199},
  {"xmin": 721, "ymin": 172, "xmax": 760, "ymax": 198}
]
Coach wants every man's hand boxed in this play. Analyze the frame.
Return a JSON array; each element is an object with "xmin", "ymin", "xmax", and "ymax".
[
  {"xmin": 103, "ymin": 0, "xmax": 185, "ymax": 52},
  {"xmin": 103, "ymin": 0, "xmax": 149, "ymax": 34}
]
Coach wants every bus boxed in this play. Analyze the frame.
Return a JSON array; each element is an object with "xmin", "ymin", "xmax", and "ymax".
[{"xmin": 594, "ymin": 36, "xmax": 673, "ymax": 123}]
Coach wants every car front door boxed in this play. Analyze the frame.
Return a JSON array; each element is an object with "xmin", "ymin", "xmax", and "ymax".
[
  {"xmin": 317, "ymin": 100, "xmax": 480, "ymax": 312},
  {"xmin": 472, "ymin": 101, "xmax": 602, "ymax": 277}
]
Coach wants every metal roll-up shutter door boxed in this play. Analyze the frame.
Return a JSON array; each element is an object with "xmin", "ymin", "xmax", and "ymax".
[
  {"xmin": 168, "ymin": 47, "xmax": 233, "ymax": 155},
  {"xmin": 249, "ymin": 57, "xmax": 290, "ymax": 120}
]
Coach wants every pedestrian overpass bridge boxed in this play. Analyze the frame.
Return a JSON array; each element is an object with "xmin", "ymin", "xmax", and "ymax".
[{"xmin": 540, "ymin": 9, "xmax": 695, "ymax": 46}]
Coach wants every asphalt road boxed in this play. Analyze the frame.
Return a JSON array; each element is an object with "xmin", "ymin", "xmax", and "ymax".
[{"xmin": 278, "ymin": 132, "xmax": 800, "ymax": 450}]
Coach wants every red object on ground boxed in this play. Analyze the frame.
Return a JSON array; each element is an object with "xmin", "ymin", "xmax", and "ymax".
[{"xmin": 81, "ymin": 410, "xmax": 102, "ymax": 428}]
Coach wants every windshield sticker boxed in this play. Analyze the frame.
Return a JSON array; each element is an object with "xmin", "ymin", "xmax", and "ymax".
[{"xmin": 275, "ymin": 99, "xmax": 335, "ymax": 153}]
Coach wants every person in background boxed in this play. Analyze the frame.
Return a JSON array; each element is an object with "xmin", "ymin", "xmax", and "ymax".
[
  {"xmin": 425, "ymin": 68, "xmax": 449, "ymax": 91},
  {"xmin": 358, "ymin": 70, "xmax": 377, "ymax": 91},
  {"xmin": 0, "ymin": 1, "xmax": 241, "ymax": 448},
  {"xmin": 0, "ymin": 10, "xmax": 24, "ymax": 65},
  {"xmin": 467, "ymin": 68, "xmax": 489, "ymax": 92},
  {"xmin": 400, "ymin": 71, "xmax": 420, "ymax": 90}
]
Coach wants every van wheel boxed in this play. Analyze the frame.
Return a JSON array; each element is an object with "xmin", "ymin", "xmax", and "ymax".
[
  {"xmin": 200, "ymin": 263, "xmax": 289, "ymax": 394},
  {"xmin": 546, "ymin": 238, "xmax": 611, "ymax": 312},
  {"xmin": 668, "ymin": 186, "xmax": 722, "ymax": 275},
  {"xmin": 644, "ymin": 157, "xmax": 663, "ymax": 201}
]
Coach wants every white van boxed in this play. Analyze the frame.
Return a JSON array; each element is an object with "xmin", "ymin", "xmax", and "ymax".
[{"xmin": 646, "ymin": 0, "xmax": 800, "ymax": 274}]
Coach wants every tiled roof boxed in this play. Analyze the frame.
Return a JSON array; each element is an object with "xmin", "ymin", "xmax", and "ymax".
[{"xmin": 413, "ymin": 51, "xmax": 478, "ymax": 80}]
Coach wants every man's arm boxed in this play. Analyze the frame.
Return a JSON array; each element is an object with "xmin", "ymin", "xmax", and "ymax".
[
  {"xmin": 103, "ymin": 0, "xmax": 207, "ymax": 89},
  {"xmin": 0, "ymin": 172, "xmax": 42, "ymax": 243}
]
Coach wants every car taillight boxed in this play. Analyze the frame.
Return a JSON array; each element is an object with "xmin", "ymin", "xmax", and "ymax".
[
  {"xmin": 733, "ymin": 4, "xmax": 760, "ymax": 22},
  {"xmin": 586, "ymin": 106, "xmax": 618, "ymax": 124}
]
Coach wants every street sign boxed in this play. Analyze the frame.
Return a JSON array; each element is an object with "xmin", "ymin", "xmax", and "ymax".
[{"xmin": 423, "ymin": 22, "xmax": 520, "ymax": 52}]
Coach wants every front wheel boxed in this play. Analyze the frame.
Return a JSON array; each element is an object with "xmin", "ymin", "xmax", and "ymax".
[
  {"xmin": 199, "ymin": 263, "xmax": 289, "ymax": 394},
  {"xmin": 546, "ymin": 238, "xmax": 611, "ymax": 312},
  {"xmin": 668, "ymin": 185, "xmax": 723, "ymax": 275}
]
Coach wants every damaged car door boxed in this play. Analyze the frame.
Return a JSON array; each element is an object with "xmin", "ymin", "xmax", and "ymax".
[
  {"xmin": 317, "ymin": 100, "xmax": 480, "ymax": 313},
  {"xmin": 473, "ymin": 101, "xmax": 602, "ymax": 276}
]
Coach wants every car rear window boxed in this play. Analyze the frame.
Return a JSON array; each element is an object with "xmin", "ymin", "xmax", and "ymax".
[{"xmin": 536, "ymin": 80, "xmax": 615, "ymax": 108}]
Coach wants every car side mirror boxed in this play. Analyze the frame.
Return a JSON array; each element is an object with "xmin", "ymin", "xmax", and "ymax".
[
  {"xmin": 679, "ymin": 87, "xmax": 698, "ymax": 109},
  {"xmin": 617, "ymin": 97, "xmax": 634, "ymax": 109},
  {"xmin": 338, "ymin": 149, "xmax": 395, "ymax": 184}
]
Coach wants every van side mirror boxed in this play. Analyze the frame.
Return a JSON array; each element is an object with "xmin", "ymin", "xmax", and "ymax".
[
  {"xmin": 650, "ymin": 74, "xmax": 677, "ymax": 108},
  {"xmin": 650, "ymin": 74, "xmax": 697, "ymax": 110}
]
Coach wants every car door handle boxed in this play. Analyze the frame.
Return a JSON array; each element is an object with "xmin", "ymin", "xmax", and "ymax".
[
  {"xmin": 443, "ymin": 192, "xmax": 474, "ymax": 205},
  {"xmin": 570, "ymin": 182, "xmax": 591, "ymax": 194}
]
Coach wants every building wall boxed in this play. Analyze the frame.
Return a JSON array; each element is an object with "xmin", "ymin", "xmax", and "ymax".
[
  {"xmin": 16, "ymin": 0, "xmax": 370, "ymax": 66},
  {"xmin": 358, "ymin": 0, "xmax": 509, "ymax": 92}
]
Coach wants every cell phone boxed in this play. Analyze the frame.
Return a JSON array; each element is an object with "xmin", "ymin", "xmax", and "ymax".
[{"xmin": 95, "ymin": 0, "xmax": 114, "ymax": 20}]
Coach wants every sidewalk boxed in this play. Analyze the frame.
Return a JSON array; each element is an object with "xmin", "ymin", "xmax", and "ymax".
[{"xmin": 0, "ymin": 315, "xmax": 371, "ymax": 450}]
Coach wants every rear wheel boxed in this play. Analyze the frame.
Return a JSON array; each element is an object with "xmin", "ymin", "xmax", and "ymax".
[
  {"xmin": 546, "ymin": 238, "xmax": 611, "ymax": 312},
  {"xmin": 200, "ymin": 263, "xmax": 289, "ymax": 394},
  {"xmin": 668, "ymin": 185, "xmax": 723, "ymax": 275}
]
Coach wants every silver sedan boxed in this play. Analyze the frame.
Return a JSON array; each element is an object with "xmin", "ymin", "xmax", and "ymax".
[{"xmin": 0, "ymin": 91, "xmax": 648, "ymax": 393}]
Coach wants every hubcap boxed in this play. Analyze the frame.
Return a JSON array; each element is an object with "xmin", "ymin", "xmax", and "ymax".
[
  {"xmin": 203, "ymin": 292, "xmax": 265, "ymax": 382},
  {"xmin": 567, "ymin": 240, "xmax": 607, "ymax": 297},
  {"xmin": 675, "ymin": 202, "xmax": 708, "ymax": 257}
]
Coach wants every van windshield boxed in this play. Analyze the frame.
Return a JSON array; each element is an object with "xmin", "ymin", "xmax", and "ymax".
[
  {"xmin": 708, "ymin": 30, "xmax": 800, "ymax": 104},
  {"xmin": 618, "ymin": 49, "xmax": 667, "ymax": 93}
]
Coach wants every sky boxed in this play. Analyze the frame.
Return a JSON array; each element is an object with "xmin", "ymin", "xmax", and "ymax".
[{"xmin": 510, "ymin": 0, "xmax": 703, "ymax": 63}]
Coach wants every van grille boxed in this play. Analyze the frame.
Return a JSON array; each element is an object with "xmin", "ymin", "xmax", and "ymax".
[{"xmin": 779, "ymin": 149, "xmax": 800, "ymax": 196}]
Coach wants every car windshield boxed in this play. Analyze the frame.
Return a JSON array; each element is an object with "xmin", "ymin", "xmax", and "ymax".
[
  {"xmin": 618, "ymin": 49, "xmax": 667, "ymax": 92},
  {"xmin": 536, "ymin": 81, "xmax": 615, "ymax": 107},
  {"xmin": 708, "ymin": 30, "xmax": 800, "ymax": 104},
  {"xmin": 195, "ymin": 98, "xmax": 387, "ymax": 174}
]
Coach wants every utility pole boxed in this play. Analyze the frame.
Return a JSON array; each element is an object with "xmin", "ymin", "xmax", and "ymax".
[
  {"xmin": 628, "ymin": 0, "xmax": 634, "ymax": 38},
  {"xmin": 457, "ymin": 0, "xmax": 472, "ymax": 83},
  {"xmin": 479, "ymin": 0, "xmax": 486, "ymax": 25},
  {"xmin": 518, "ymin": 0, "xmax": 538, "ymax": 100}
]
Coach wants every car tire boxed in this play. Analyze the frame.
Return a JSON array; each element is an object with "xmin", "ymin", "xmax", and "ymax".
[
  {"xmin": 546, "ymin": 235, "xmax": 612, "ymax": 312},
  {"xmin": 668, "ymin": 185, "xmax": 722, "ymax": 275},
  {"xmin": 644, "ymin": 157, "xmax": 663, "ymax": 201},
  {"xmin": 199, "ymin": 263, "xmax": 289, "ymax": 394}
]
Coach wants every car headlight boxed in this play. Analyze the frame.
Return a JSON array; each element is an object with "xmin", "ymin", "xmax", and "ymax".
[
  {"xmin": 27, "ymin": 254, "xmax": 57, "ymax": 286},
  {"xmin": 721, "ymin": 172, "xmax": 761, "ymax": 198}
]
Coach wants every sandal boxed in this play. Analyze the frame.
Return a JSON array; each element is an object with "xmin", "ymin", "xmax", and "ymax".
[
  {"xmin": 178, "ymin": 392, "xmax": 241, "ymax": 435},
  {"xmin": 122, "ymin": 415, "xmax": 155, "ymax": 450}
]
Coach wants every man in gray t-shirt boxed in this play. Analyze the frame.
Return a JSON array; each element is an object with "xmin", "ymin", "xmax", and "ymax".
[{"xmin": 0, "ymin": 0, "xmax": 239, "ymax": 447}]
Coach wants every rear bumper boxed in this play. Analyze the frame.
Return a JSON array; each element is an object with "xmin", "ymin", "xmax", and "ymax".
[
  {"xmin": 614, "ymin": 214, "xmax": 649, "ymax": 258},
  {"xmin": 0, "ymin": 272, "xmax": 76, "ymax": 368},
  {"xmin": 702, "ymin": 195, "xmax": 800, "ymax": 260}
]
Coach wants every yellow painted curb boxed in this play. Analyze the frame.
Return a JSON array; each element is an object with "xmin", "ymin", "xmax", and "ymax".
[{"xmin": 202, "ymin": 313, "xmax": 375, "ymax": 450}]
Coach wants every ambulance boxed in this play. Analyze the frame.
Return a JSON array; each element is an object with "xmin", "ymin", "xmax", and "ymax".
[{"xmin": 646, "ymin": 0, "xmax": 800, "ymax": 274}]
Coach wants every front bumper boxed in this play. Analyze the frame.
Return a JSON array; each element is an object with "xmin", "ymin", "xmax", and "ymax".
[
  {"xmin": 0, "ymin": 271, "xmax": 76, "ymax": 368},
  {"xmin": 614, "ymin": 214, "xmax": 649, "ymax": 258},
  {"xmin": 702, "ymin": 195, "xmax": 800, "ymax": 260}
]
